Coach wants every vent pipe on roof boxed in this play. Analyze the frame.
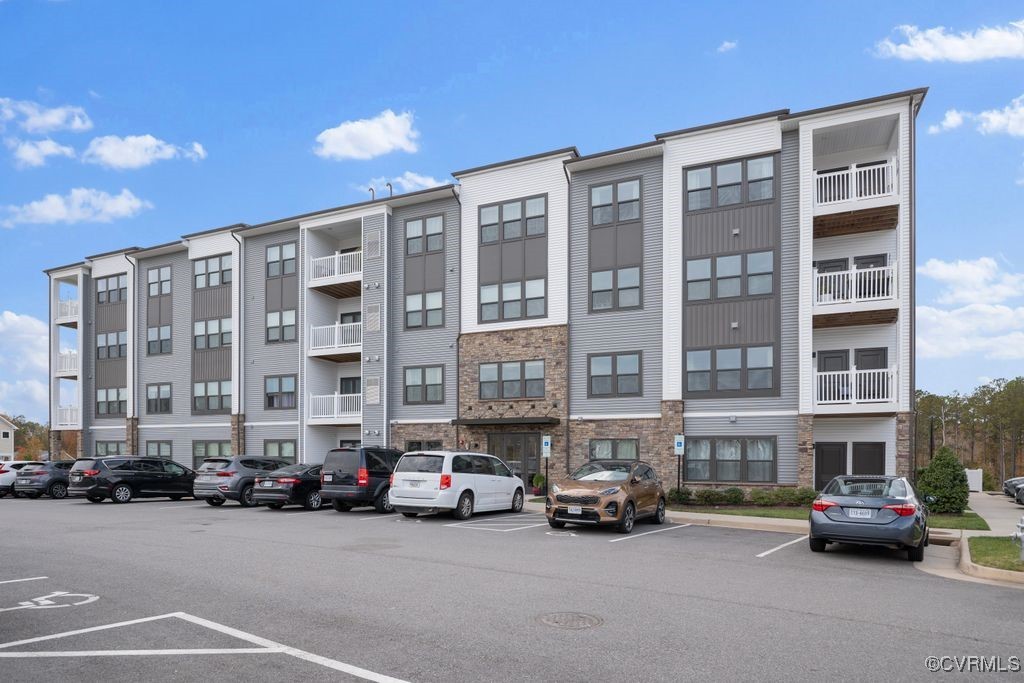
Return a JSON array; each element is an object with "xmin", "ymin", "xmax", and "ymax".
[
  {"xmin": 386, "ymin": 182, "xmax": 393, "ymax": 197},
  {"xmin": 368, "ymin": 187, "xmax": 375, "ymax": 201}
]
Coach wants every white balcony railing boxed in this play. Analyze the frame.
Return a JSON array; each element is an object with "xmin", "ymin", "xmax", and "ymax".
[
  {"xmin": 815, "ymin": 367, "xmax": 897, "ymax": 405},
  {"xmin": 57, "ymin": 350, "xmax": 79, "ymax": 374},
  {"xmin": 308, "ymin": 393, "xmax": 361, "ymax": 420},
  {"xmin": 309, "ymin": 322, "xmax": 362, "ymax": 352},
  {"xmin": 56, "ymin": 298, "xmax": 79, "ymax": 319},
  {"xmin": 309, "ymin": 251, "xmax": 362, "ymax": 282},
  {"xmin": 814, "ymin": 265, "xmax": 896, "ymax": 306},
  {"xmin": 815, "ymin": 161, "xmax": 896, "ymax": 206},
  {"xmin": 56, "ymin": 405, "xmax": 80, "ymax": 427}
]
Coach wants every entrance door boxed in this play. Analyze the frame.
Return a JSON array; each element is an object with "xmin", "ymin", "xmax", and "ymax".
[
  {"xmin": 487, "ymin": 433, "xmax": 541, "ymax": 488},
  {"xmin": 814, "ymin": 442, "xmax": 847, "ymax": 490},
  {"xmin": 854, "ymin": 254, "xmax": 888, "ymax": 300},
  {"xmin": 852, "ymin": 443, "xmax": 885, "ymax": 475}
]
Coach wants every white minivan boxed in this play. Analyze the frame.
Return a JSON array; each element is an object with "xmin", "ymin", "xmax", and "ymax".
[{"xmin": 390, "ymin": 451, "xmax": 525, "ymax": 519}]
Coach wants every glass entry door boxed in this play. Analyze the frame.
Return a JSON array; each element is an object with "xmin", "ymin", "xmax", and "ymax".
[{"xmin": 487, "ymin": 433, "xmax": 541, "ymax": 487}]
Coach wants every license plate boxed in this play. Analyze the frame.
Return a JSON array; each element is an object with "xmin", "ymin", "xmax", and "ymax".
[
  {"xmin": 323, "ymin": 474, "xmax": 333, "ymax": 482},
  {"xmin": 17, "ymin": 478, "xmax": 29, "ymax": 485},
  {"xmin": 848, "ymin": 508, "xmax": 872, "ymax": 518},
  {"xmin": 261, "ymin": 481, "xmax": 274, "ymax": 488},
  {"xmin": 409, "ymin": 481, "xmax": 420, "ymax": 488},
  {"xmin": 568, "ymin": 505, "xmax": 582, "ymax": 515}
]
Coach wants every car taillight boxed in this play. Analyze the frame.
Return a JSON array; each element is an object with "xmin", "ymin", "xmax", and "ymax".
[
  {"xmin": 278, "ymin": 477, "xmax": 300, "ymax": 484},
  {"xmin": 883, "ymin": 503, "xmax": 917, "ymax": 516},
  {"xmin": 812, "ymin": 499, "xmax": 838, "ymax": 512},
  {"xmin": 216, "ymin": 471, "xmax": 234, "ymax": 477},
  {"xmin": 254, "ymin": 478, "xmax": 263, "ymax": 484},
  {"xmin": 82, "ymin": 469, "xmax": 99, "ymax": 476},
  {"xmin": 357, "ymin": 468, "xmax": 369, "ymax": 487},
  {"xmin": 320, "ymin": 472, "xmax": 325, "ymax": 485},
  {"xmin": 389, "ymin": 473, "xmax": 394, "ymax": 486},
  {"xmin": 440, "ymin": 474, "xmax": 451, "ymax": 490}
]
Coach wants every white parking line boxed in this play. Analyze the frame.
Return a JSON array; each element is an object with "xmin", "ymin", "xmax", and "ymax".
[
  {"xmin": 756, "ymin": 535, "xmax": 808, "ymax": 558},
  {"xmin": 0, "ymin": 648, "xmax": 278, "ymax": 658},
  {"xmin": 0, "ymin": 576, "xmax": 48, "ymax": 586},
  {"xmin": 158, "ymin": 504, "xmax": 207, "ymax": 510},
  {"xmin": 608, "ymin": 524, "xmax": 691, "ymax": 543},
  {"xmin": 358, "ymin": 514, "xmax": 398, "ymax": 521}
]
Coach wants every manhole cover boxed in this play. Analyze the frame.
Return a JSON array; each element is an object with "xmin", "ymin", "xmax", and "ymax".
[{"xmin": 536, "ymin": 612, "xmax": 603, "ymax": 630}]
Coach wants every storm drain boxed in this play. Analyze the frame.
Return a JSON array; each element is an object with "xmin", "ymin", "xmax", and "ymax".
[{"xmin": 536, "ymin": 612, "xmax": 604, "ymax": 630}]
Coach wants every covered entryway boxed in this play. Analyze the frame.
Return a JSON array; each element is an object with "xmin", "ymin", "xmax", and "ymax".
[
  {"xmin": 814, "ymin": 442, "xmax": 847, "ymax": 490},
  {"xmin": 487, "ymin": 433, "xmax": 541, "ymax": 489}
]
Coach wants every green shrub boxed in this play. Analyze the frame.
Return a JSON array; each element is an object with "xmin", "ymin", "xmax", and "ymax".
[
  {"xmin": 982, "ymin": 469, "xmax": 997, "ymax": 492},
  {"xmin": 532, "ymin": 473, "xmax": 545, "ymax": 489},
  {"xmin": 667, "ymin": 486, "xmax": 691, "ymax": 505},
  {"xmin": 721, "ymin": 487, "xmax": 745, "ymax": 505},
  {"xmin": 916, "ymin": 447, "xmax": 969, "ymax": 513},
  {"xmin": 749, "ymin": 488, "xmax": 774, "ymax": 506},
  {"xmin": 693, "ymin": 488, "xmax": 728, "ymax": 505},
  {"xmin": 771, "ymin": 487, "xmax": 797, "ymax": 506},
  {"xmin": 791, "ymin": 487, "xmax": 819, "ymax": 506}
]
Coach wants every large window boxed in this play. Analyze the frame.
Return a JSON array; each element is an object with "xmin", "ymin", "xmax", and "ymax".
[
  {"xmin": 193, "ymin": 380, "xmax": 231, "ymax": 413},
  {"xmin": 406, "ymin": 215, "xmax": 444, "ymax": 255},
  {"xmin": 480, "ymin": 279, "xmax": 546, "ymax": 322},
  {"xmin": 406, "ymin": 440, "xmax": 443, "ymax": 451},
  {"xmin": 479, "ymin": 360, "xmax": 544, "ymax": 399},
  {"xmin": 589, "ymin": 439, "xmax": 639, "ymax": 460},
  {"xmin": 478, "ymin": 195, "xmax": 547, "ymax": 324},
  {"xmin": 193, "ymin": 318, "xmax": 232, "ymax": 349},
  {"xmin": 146, "ymin": 383, "xmax": 171, "ymax": 414},
  {"xmin": 591, "ymin": 267, "xmax": 640, "ymax": 311},
  {"xmin": 686, "ymin": 155, "xmax": 775, "ymax": 211},
  {"xmin": 588, "ymin": 352, "xmax": 641, "ymax": 397},
  {"xmin": 686, "ymin": 251, "xmax": 774, "ymax": 301},
  {"xmin": 96, "ymin": 388, "xmax": 127, "ymax": 416},
  {"xmin": 405, "ymin": 291, "xmax": 443, "ymax": 329},
  {"xmin": 591, "ymin": 179, "xmax": 640, "ymax": 226},
  {"xmin": 96, "ymin": 275, "xmax": 127, "ymax": 304},
  {"xmin": 404, "ymin": 366, "xmax": 443, "ymax": 404},
  {"xmin": 264, "ymin": 440, "xmax": 296, "ymax": 463},
  {"xmin": 193, "ymin": 254, "xmax": 232, "ymax": 289},
  {"xmin": 96, "ymin": 331, "xmax": 128, "ymax": 359},
  {"xmin": 96, "ymin": 441, "xmax": 126, "ymax": 456},
  {"xmin": 147, "ymin": 325, "xmax": 171, "ymax": 355},
  {"xmin": 265, "ymin": 375, "xmax": 296, "ymax": 409},
  {"xmin": 146, "ymin": 441, "xmax": 172, "ymax": 459},
  {"xmin": 685, "ymin": 437, "xmax": 776, "ymax": 482},
  {"xmin": 266, "ymin": 310, "xmax": 296, "ymax": 343},
  {"xmin": 266, "ymin": 243, "xmax": 296, "ymax": 278},
  {"xmin": 148, "ymin": 266, "xmax": 171, "ymax": 297},
  {"xmin": 480, "ymin": 196, "xmax": 546, "ymax": 243},
  {"xmin": 193, "ymin": 441, "xmax": 231, "ymax": 469},
  {"xmin": 686, "ymin": 346, "xmax": 775, "ymax": 394}
]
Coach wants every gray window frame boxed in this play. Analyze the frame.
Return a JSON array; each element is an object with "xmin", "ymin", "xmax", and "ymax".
[
  {"xmin": 587, "ymin": 351, "xmax": 642, "ymax": 398},
  {"xmin": 685, "ymin": 248, "xmax": 777, "ymax": 302},
  {"xmin": 147, "ymin": 266, "xmax": 171, "ymax": 297},
  {"xmin": 193, "ymin": 317, "xmax": 232, "ymax": 349},
  {"xmin": 96, "ymin": 387, "xmax": 127, "ymax": 416},
  {"xmin": 96, "ymin": 440, "xmax": 127, "ymax": 456},
  {"xmin": 588, "ymin": 438, "xmax": 640, "ymax": 460},
  {"xmin": 479, "ymin": 193, "xmax": 547, "ymax": 244},
  {"xmin": 405, "ymin": 213, "xmax": 445, "ymax": 256},
  {"xmin": 477, "ymin": 194, "xmax": 548, "ymax": 323},
  {"xmin": 192, "ymin": 253, "xmax": 232, "ymax": 290},
  {"xmin": 146, "ymin": 441, "xmax": 172, "ymax": 459},
  {"xmin": 146, "ymin": 383, "xmax": 172, "ymax": 414},
  {"xmin": 478, "ymin": 359, "xmax": 545, "ymax": 400},
  {"xmin": 265, "ymin": 309, "xmax": 297, "ymax": 343},
  {"xmin": 264, "ymin": 375, "xmax": 297, "ymax": 410},
  {"xmin": 146, "ymin": 324, "xmax": 172, "ymax": 355},
  {"xmin": 588, "ymin": 265, "xmax": 643, "ymax": 313},
  {"xmin": 683, "ymin": 153, "xmax": 778, "ymax": 214},
  {"xmin": 264, "ymin": 440, "xmax": 296, "ymax": 462},
  {"xmin": 405, "ymin": 291, "xmax": 444, "ymax": 330},
  {"xmin": 192, "ymin": 380, "xmax": 231, "ymax": 415},
  {"xmin": 193, "ymin": 440, "xmax": 231, "ymax": 469},
  {"xmin": 403, "ymin": 365, "xmax": 445, "ymax": 405},
  {"xmin": 266, "ymin": 241, "xmax": 296, "ymax": 279},
  {"xmin": 587, "ymin": 176, "xmax": 642, "ymax": 228},
  {"xmin": 684, "ymin": 344, "xmax": 778, "ymax": 398},
  {"xmin": 684, "ymin": 436, "xmax": 777, "ymax": 483},
  {"xmin": 96, "ymin": 331, "xmax": 128, "ymax": 360},
  {"xmin": 588, "ymin": 177, "xmax": 643, "ymax": 314},
  {"xmin": 96, "ymin": 274, "xmax": 127, "ymax": 305}
]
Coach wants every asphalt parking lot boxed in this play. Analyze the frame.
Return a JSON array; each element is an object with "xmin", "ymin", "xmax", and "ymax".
[{"xmin": 2, "ymin": 496, "xmax": 1023, "ymax": 681}]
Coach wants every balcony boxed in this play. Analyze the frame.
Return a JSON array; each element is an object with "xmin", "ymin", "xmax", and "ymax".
[
  {"xmin": 307, "ymin": 393, "xmax": 361, "ymax": 425},
  {"xmin": 308, "ymin": 251, "xmax": 363, "ymax": 298},
  {"xmin": 309, "ymin": 322, "xmax": 362, "ymax": 362},
  {"xmin": 813, "ymin": 264, "xmax": 899, "ymax": 327},
  {"xmin": 814, "ymin": 367, "xmax": 898, "ymax": 415},
  {"xmin": 56, "ymin": 298, "xmax": 80, "ymax": 327},
  {"xmin": 55, "ymin": 405, "xmax": 80, "ymax": 429},
  {"xmin": 813, "ymin": 161, "xmax": 900, "ymax": 237},
  {"xmin": 56, "ymin": 350, "xmax": 79, "ymax": 377}
]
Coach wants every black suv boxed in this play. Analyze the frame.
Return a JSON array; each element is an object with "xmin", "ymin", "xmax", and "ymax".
[
  {"xmin": 69, "ymin": 457, "xmax": 196, "ymax": 503},
  {"xmin": 320, "ymin": 447, "xmax": 403, "ymax": 513},
  {"xmin": 14, "ymin": 461, "xmax": 74, "ymax": 499}
]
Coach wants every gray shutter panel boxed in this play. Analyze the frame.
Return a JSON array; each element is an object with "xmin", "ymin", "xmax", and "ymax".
[
  {"xmin": 365, "ymin": 230, "xmax": 381, "ymax": 259},
  {"xmin": 365, "ymin": 376, "xmax": 381, "ymax": 405},
  {"xmin": 366, "ymin": 303, "xmax": 381, "ymax": 332}
]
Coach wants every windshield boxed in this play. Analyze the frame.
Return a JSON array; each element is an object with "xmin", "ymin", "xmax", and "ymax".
[
  {"xmin": 71, "ymin": 460, "xmax": 96, "ymax": 471},
  {"xmin": 272, "ymin": 464, "xmax": 308, "ymax": 475},
  {"xmin": 823, "ymin": 477, "xmax": 903, "ymax": 498},
  {"xmin": 570, "ymin": 462, "xmax": 631, "ymax": 482},
  {"xmin": 395, "ymin": 454, "xmax": 443, "ymax": 474},
  {"xmin": 198, "ymin": 459, "xmax": 231, "ymax": 472}
]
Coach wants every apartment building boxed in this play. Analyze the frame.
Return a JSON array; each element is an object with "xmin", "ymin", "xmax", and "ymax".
[{"xmin": 46, "ymin": 88, "xmax": 924, "ymax": 490}]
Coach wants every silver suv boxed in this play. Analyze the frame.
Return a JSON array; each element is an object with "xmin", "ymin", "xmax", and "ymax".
[{"xmin": 192, "ymin": 456, "xmax": 289, "ymax": 507}]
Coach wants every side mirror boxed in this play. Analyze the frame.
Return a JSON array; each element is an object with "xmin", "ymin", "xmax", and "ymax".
[{"xmin": 925, "ymin": 495, "xmax": 937, "ymax": 505}]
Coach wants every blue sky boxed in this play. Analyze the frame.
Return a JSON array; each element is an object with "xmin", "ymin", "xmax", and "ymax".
[{"xmin": 1, "ymin": 1, "xmax": 1023, "ymax": 421}]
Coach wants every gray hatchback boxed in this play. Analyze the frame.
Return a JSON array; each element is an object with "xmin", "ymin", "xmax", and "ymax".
[
  {"xmin": 809, "ymin": 475, "xmax": 932, "ymax": 562},
  {"xmin": 192, "ymin": 456, "xmax": 289, "ymax": 507}
]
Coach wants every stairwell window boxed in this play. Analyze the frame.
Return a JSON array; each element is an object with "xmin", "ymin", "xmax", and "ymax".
[
  {"xmin": 265, "ymin": 375, "xmax": 296, "ymax": 409},
  {"xmin": 266, "ymin": 310, "xmax": 296, "ymax": 343}
]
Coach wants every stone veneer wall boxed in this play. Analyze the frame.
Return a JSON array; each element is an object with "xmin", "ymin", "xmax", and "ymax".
[
  {"xmin": 796, "ymin": 414, "xmax": 814, "ymax": 487},
  {"xmin": 390, "ymin": 423, "xmax": 458, "ymax": 451},
  {"xmin": 231, "ymin": 414, "xmax": 245, "ymax": 456},
  {"xmin": 896, "ymin": 411, "xmax": 913, "ymax": 477}
]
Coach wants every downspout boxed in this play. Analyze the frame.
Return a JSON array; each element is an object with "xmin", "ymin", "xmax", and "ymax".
[
  {"xmin": 122, "ymin": 252, "xmax": 137, "ymax": 450},
  {"xmin": 231, "ymin": 231, "xmax": 244, "ymax": 455},
  {"xmin": 452, "ymin": 186, "xmax": 462, "ymax": 450},
  {"xmin": 563, "ymin": 164, "xmax": 571, "ymax": 474}
]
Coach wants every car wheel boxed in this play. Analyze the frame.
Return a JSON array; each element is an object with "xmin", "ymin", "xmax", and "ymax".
[
  {"xmin": 510, "ymin": 488, "xmax": 524, "ymax": 513},
  {"xmin": 0, "ymin": 489, "xmax": 7, "ymax": 499},
  {"xmin": 238, "ymin": 485, "xmax": 256, "ymax": 508},
  {"xmin": 907, "ymin": 543, "xmax": 925, "ymax": 562},
  {"xmin": 548, "ymin": 518, "xmax": 566, "ymax": 529},
  {"xmin": 373, "ymin": 489, "xmax": 393, "ymax": 514},
  {"xmin": 47, "ymin": 482, "xmax": 69, "ymax": 499},
  {"xmin": 331, "ymin": 499, "xmax": 352, "ymax": 512},
  {"xmin": 617, "ymin": 502, "xmax": 635, "ymax": 534},
  {"xmin": 87, "ymin": 495, "xmax": 104, "ymax": 503},
  {"xmin": 401, "ymin": 512, "xmax": 419, "ymax": 518},
  {"xmin": 452, "ymin": 492, "xmax": 474, "ymax": 520},
  {"xmin": 205, "ymin": 498, "xmax": 225, "ymax": 507},
  {"xmin": 304, "ymin": 490, "xmax": 323, "ymax": 511},
  {"xmin": 111, "ymin": 484, "xmax": 133, "ymax": 504},
  {"xmin": 650, "ymin": 498, "xmax": 666, "ymax": 525},
  {"xmin": 268, "ymin": 503, "xmax": 284, "ymax": 510},
  {"xmin": 809, "ymin": 537, "xmax": 827, "ymax": 552},
  {"xmin": 169, "ymin": 495, "xmax": 183, "ymax": 502}
]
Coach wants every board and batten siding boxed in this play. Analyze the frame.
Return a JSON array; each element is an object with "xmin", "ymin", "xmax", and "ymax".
[
  {"xmin": 361, "ymin": 211, "xmax": 388, "ymax": 446},
  {"xmin": 813, "ymin": 416, "xmax": 897, "ymax": 476},
  {"xmin": 389, "ymin": 196, "xmax": 460, "ymax": 422},
  {"xmin": 458, "ymin": 153, "xmax": 573, "ymax": 333},
  {"xmin": 568, "ymin": 154, "xmax": 663, "ymax": 415}
]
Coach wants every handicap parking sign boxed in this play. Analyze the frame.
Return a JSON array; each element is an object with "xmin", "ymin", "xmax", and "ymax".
[{"xmin": 674, "ymin": 435, "xmax": 685, "ymax": 456}]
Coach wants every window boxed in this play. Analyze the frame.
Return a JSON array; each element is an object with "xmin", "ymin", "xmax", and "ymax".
[
  {"xmin": 264, "ymin": 440, "xmax": 296, "ymax": 463},
  {"xmin": 96, "ymin": 388, "xmax": 127, "ymax": 416},
  {"xmin": 747, "ymin": 251, "xmax": 774, "ymax": 295},
  {"xmin": 591, "ymin": 267, "xmax": 640, "ymax": 311},
  {"xmin": 686, "ymin": 250, "xmax": 774, "ymax": 301},
  {"xmin": 406, "ymin": 440, "xmax": 443, "ymax": 451},
  {"xmin": 686, "ymin": 346, "xmax": 775, "ymax": 395},
  {"xmin": 193, "ymin": 254, "xmax": 232, "ymax": 289},
  {"xmin": 266, "ymin": 310, "xmax": 296, "ymax": 343},
  {"xmin": 96, "ymin": 332, "xmax": 127, "ymax": 359},
  {"xmin": 717, "ymin": 162, "xmax": 742, "ymax": 206},
  {"xmin": 406, "ymin": 215, "xmax": 443, "ymax": 255},
  {"xmin": 146, "ymin": 441, "xmax": 172, "ymax": 459},
  {"xmin": 716, "ymin": 255, "xmax": 741, "ymax": 298},
  {"xmin": 747, "ymin": 156, "xmax": 774, "ymax": 201},
  {"xmin": 687, "ymin": 167, "xmax": 712, "ymax": 211},
  {"xmin": 265, "ymin": 375, "xmax": 296, "ymax": 409},
  {"xmin": 479, "ymin": 360, "xmax": 544, "ymax": 399},
  {"xmin": 193, "ymin": 380, "xmax": 231, "ymax": 413},
  {"xmin": 480, "ymin": 284, "xmax": 499, "ymax": 321},
  {"xmin": 403, "ymin": 366, "xmax": 443, "ymax": 404},
  {"xmin": 148, "ymin": 266, "xmax": 171, "ymax": 297},
  {"xmin": 339, "ymin": 376, "xmax": 360, "ymax": 395},
  {"xmin": 266, "ymin": 243, "xmax": 296, "ymax": 278},
  {"xmin": 478, "ymin": 195, "xmax": 547, "ymax": 323},
  {"xmin": 193, "ymin": 318, "xmax": 232, "ymax": 349},
  {"xmin": 96, "ymin": 275, "xmax": 127, "ymax": 304},
  {"xmin": 483, "ymin": 197, "xmax": 547, "ymax": 240},
  {"xmin": 590, "ymin": 179, "xmax": 641, "ymax": 226},
  {"xmin": 685, "ymin": 156, "xmax": 775, "ymax": 211},
  {"xmin": 589, "ymin": 352, "xmax": 641, "ymax": 397},
  {"xmin": 686, "ymin": 258, "xmax": 711, "ymax": 301},
  {"xmin": 96, "ymin": 441, "xmax": 126, "ymax": 456},
  {"xmin": 502, "ymin": 282, "xmax": 521, "ymax": 319},
  {"xmin": 147, "ymin": 325, "xmax": 171, "ymax": 355},
  {"xmin": 406, "ymin": 292, "xmax": 443, "ymax": 328},
  {"xmin": 193, "ymin": 441, "xmax": 231, "ymax": 469},
  {"xmin": 685, "ymin": 437, "xmax": 776, "ymax": 482},
  {"xmin": 481, "ymin": 278, "xmax": 545, "ymax": 322},
  {"xmin": 589, "ymin": 439, "xmax": 639, "ymax": 460},
  {"xmin": 1, "ymin": 431, "xmax": 8, "ymax": 439},
  {"xmin": 146, "ymin": 384, "xmax": 171, "ymax": 414}
]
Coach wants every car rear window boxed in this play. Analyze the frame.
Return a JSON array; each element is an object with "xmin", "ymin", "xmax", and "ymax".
[
  {"xmin": 324, "ymin": 449, "xmax": 360, "ymax": 473},
  {"xmin": 395, "ymin": 454, "xmax": 444, "ymax": 474},
  {"xmin": 823, "ymin": 478, "xmax": 902, "ymax": 497},
  {"xmin": 198, "ymin": 459, "xmax": 231, "ymax": 472},
  {"xmin": 272, "ymin": 463, "xmax": 308, "ymax": 475},
  {"xmin": 20, "ymin": 464, "xmax": 45, "ymax": 472}
]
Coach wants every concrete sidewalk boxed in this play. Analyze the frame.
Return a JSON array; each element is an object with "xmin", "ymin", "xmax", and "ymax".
[{"xmin": 966, "ymin": 491, "xmax": 1023, "ymax": 537}]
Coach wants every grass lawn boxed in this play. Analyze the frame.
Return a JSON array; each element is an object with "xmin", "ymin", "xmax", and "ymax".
[
  {"xmin": 528, "ymin": 497, "xmax": 545, "ymax": 504},
  {"xmin": 969, "ymin": 536, "xmax": 1024, "ymax": 572},
  {"xmin": 667, "ymin": 506, "xmax": 808, "ymax": 520},
  {"xmin": 928, "ymin": 511, "xmax": 990, "ymax": 531}
]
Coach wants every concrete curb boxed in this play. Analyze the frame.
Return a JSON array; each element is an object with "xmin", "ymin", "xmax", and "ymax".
[
  {"xmin": 959, "ymin": 533, "xmax": 1024, "ymax": 585},
  {"xmin": 525, "ymin": 501, "xmax": 807, "ymax": 535}
]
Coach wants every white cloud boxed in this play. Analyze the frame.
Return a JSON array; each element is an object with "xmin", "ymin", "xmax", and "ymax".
[
  {"xmin": 917, "ymin": 257, "xmax": 1024, "ymax": 305},
  {"xmin": 359, "ymin": 171, "xmax": 446, "ymax": 196},
  {"xmin": 0, "ymin": 310, "xmax": 49, "ymax": 422},
  {"xmin": 974, "ymin": 94, "xmax": 1024, "ymax": 137},
  {"xmin": 82, "ymin": 134, "xmax": 207, "ymax": 169},
  {"xmin": 2, "ymin": 187, "xmax": 153, "ymax": 228},
  {"xmin": 917, "ymin": 304, "xmax": 1024, "ymax": 359},
  {"xmin": 876, "ymin": 19, "xmax": 1024, "ymax": 62},
  {"xmin": 5, "ymin": 137, "xmax": 75, "ymax": 168},
  {"xmin": 0, "ymin": 97, "xmax": 92, "ymax": 133},
  {"xmin": 927, "ymin": 109, "xmax": 965, "ymax": 135},
  {"xmin": 314, "ymin": 109, "xmax": 419, "ymax": 161},
  {"xmin": 716, "ymin": 40, "xmax": 737, "ymax": 53},
  {"xmin": 0, "ymin": 379, "xmax": 48, "ymax": 424}
]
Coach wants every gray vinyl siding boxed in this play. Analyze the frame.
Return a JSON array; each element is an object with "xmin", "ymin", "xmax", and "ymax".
[
  {"xmin": 682, "ymin": 414, "xmax": 799, "ymax": 484},
  {"xmin": 389, "ymin": 196, "xmax": 460, "ymax": 421},
  {"xmin": 361, "ymin": 211, "xmax": 387, "ymax": 445},
  {"xmin": 247, "ymin": 423, "xmax": 300, "ymax": 460},
  {"xmin": 86, "ymin": 276, "xmax": 125, "ymax": 426},
  {"xmin": 138, "ymin": 426, "xmax": 230, "ymax": 468},
  {"xmin": 569, "ymin": 155, "xmax": 663, "ymax": 414},
  {"xmin": 243, "ymin": 228, "xmax": 301, "ymax": 424}
]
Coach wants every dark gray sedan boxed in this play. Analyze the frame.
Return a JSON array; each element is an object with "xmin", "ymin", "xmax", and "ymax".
[{"xmin": 809, "ymin": 475, "xmax": 932, "ymax": 562}]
